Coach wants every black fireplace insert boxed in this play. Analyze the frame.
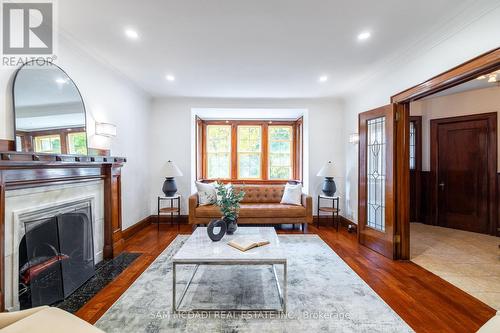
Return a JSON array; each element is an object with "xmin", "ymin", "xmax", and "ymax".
[{"xmin": 19, "ymin": 203, "xmax": 95, "ymax": 309}]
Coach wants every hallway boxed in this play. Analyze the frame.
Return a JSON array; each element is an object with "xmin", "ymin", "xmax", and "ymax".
[{"xmin": 411, "ymin": 223, "xmax": 500, "ymax": 310}]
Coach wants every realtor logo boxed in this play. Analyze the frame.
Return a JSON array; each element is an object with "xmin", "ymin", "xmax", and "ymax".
[{"xmin": 2, "ymin": 1, "xmax": 53, "ymax": 55}]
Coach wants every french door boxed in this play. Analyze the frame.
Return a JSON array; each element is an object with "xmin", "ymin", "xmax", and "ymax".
[{"xmin": 358, "ymin": 105, "xmax": 397, "ymax": 259}]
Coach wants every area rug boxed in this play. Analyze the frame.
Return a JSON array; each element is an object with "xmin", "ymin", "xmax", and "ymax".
[{"xmin": 96, "ymin": 235, "xmax": 413, "ymax": 332}]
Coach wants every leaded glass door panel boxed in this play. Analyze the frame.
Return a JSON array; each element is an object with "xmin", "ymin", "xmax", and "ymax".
[{"xmin": 358, "ymin": 105, "xmax": 396, "ymax": 259}]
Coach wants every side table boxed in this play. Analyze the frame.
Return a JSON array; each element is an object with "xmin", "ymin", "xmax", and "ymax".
[
  {"xmin": 317, "ymin": 195, "xmax": 340, "ymax": 231},
  {"xmin": 157, "ymin": 195, "xmax": 181, "ymax": 231}
]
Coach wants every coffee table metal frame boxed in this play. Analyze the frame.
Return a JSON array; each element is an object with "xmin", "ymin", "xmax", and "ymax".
[{"xmin": 172, "ymin": 258, "xmax": 287, "ymax": 314}]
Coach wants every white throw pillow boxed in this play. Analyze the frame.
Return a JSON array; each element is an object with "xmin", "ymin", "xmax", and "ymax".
[
  {"xmin": 280, "ymin": 183, "xmax": 303, "ymax": 206},
  {"xmin": 196, "ymin": 181, "xmax": 217, "ymax": 206}
]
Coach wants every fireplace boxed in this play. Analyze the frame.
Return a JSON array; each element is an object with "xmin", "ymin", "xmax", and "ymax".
[
  {"xmin": 17, "ymin": 200, "xmax": 95, "ymax": 309},
  {"xmin": 0, "ymin": 152, "xmax": 125, "ymax": 312}
]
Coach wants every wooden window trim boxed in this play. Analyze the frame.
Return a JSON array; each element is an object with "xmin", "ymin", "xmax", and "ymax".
[{"xmin": 199, "ymin": 119, "xmax": 303, "ymax": 183}]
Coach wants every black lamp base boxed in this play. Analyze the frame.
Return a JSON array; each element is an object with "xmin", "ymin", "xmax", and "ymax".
[
  {"xmin": 162, "ymin": 177, "xmax": 177, "ymax": 197},
  {"xmin": 322, "ymin": 177, "xmax": 336, "ymax": 197}
]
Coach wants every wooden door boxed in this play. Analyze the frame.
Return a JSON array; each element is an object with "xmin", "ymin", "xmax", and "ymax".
[
  {"xmin": 359, "ymin": 105, "xmax": 397, "ymax": 259},
  {"xmin": 431, "ymin": 113, "xmax": 496, "ymax": 234}
]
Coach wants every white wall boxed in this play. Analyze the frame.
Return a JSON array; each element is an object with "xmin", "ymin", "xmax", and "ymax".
[
  {"xmin": 343, "ymin": 5, "xmax": 500, "ymax": 223},
  {"xmin": 149, "ymin": 97, "xmax": 346, "ymax": 216},
  {"xmin": 0, "ymin": 36, "xmax": 152, "ymax": 229},
  {"xmin": 411, "ymin": 86, "xmax": 500, "ymax": 171}
]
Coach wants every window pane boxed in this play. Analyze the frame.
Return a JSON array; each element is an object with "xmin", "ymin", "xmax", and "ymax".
[
  {"xmin": 366, "ymin": 117, "xmax": 386, "ymax": 232},
  {"xmin": 207, "ymin": 125, "xmax": 231, "ymax": 178},
  {"xmin": 34, "ymin": 135, "xmax": 61, "ymax": 154},
  {"xmin": 268, "ymin": 126, "xmax": 293, "ymax": 180},
  {"xmin": 68, "ymin": 132, "xmax": 87, "ymax": 155},
  {"xmin": 237, "ymin": 126, "xmax": 262, "ymax": 179},
  {"xmin": 409, "ymin": 121, "xmax": 416, "ymax": 170},
  {"xmin": 15, "ymin": 136, "xmax": 22, "ymax": 152}
]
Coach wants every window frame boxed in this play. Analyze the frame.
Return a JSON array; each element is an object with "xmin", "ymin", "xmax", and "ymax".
[
  {"xmin": 200, "ymin": 119, "xmax": 302, "ymax": 184},
  {"xmin": 236, "ymin": 125, "xmax": 263, "ymax": 180},
  {"xmin": 205, "ymin": 124, "xmax": 232, "ymax": 179}
]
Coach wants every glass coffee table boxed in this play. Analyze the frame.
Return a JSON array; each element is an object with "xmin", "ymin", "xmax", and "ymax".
[{"xmin": 172, "ymin": 227, "xmax": 287, "ymax": 313}]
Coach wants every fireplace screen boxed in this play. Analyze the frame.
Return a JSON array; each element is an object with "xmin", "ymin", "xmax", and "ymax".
[{"xmin": 19, "ymin": 203, "xmax": 95, "ymax": 308}]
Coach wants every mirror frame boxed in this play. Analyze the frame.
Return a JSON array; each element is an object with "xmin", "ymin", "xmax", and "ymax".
[{"xmin": 12, "ymin": 60, "xmax": 89, "ymax": 155}]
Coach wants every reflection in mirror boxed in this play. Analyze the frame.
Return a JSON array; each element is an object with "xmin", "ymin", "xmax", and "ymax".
[{"xmin": 13, "ymin": 61, "xmax": 88, "ymax": 155}]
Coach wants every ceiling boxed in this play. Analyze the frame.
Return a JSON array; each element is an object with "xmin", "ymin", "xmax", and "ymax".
[{"xmin": 59, "ymin": 0, "xmax": 497, "ymax": 98}]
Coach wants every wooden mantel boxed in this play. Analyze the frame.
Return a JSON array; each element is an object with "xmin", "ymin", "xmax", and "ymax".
[{"xmin": 0, "ymin": 150, "xmax": 127, "ymax": 311}]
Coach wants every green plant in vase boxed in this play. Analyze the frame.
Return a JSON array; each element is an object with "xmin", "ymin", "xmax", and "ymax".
[{"xmin": 215, "ymin": 182, "xmax": 245, "ymax": 234}]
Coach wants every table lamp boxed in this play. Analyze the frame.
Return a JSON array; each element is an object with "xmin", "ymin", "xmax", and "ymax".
[
  {"xmin": 317, "ymin": 161, "xmax": 336, "ymax": 196},
  {"xmin": 162, "ymin": 160, "xmax": 183, "ymax": 197}
]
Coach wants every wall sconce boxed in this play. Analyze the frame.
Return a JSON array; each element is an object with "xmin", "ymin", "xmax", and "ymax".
[
  {"xmin": 349, "ymin": 133, "xmax": 359, "ymax": 144},
  {"xmin": 95, "ymin": 122, "xmax": 117, "ymax": 137}
]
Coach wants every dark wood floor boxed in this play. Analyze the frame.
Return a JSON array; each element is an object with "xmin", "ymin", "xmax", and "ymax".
[{"xmin": 76, "ymin": 223, "xmax": 496, "ymax": 333}]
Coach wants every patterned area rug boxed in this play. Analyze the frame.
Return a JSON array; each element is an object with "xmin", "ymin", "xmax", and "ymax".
[{"xmin": 96, "ymin": 235, "xmax": 413, "ymax": 332}]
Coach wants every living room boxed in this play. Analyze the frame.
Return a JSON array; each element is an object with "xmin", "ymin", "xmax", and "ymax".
[{"xmin": 0, "ymin": 1, "xmax": 499, "ymax": 332}]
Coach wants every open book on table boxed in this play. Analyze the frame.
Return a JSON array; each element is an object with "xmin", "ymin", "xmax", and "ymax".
[{"xmin": 227, "ymin": 237, "xmax": 270, "ymax": 252}]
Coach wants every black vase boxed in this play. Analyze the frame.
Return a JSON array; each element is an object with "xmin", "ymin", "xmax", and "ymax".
[
  {"xmin": 322, "ymin": 177, "xmax": 337, "ymax": 197},
  {"xmin": 162, "ymin": 177, "xmax": 177, "ymax": 197},
  {"xmin": 207, "ymin": 219, "xmax": 227, "ymax": 241},
  {"xmin": 225, "ymin": 217, "xmax": 238, "ymax": 235}
]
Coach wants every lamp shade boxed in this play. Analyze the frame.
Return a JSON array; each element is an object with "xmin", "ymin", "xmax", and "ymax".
[
  {"xmin": 165, "ymin": 160, "xmax": 183, "ymax": 177},
  {"xmin": 317, "ymin": 161, "xmax": 335, "ymax": 177}
]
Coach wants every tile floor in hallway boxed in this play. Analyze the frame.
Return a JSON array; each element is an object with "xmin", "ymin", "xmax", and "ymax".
[{"xmin": 410, "ymin": 222, "xmax": 500, "ymax": 310}]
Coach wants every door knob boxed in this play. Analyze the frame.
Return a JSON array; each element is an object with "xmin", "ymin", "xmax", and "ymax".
[{"xmin": 439, "ymin": 182, "xmax": 445, "ymax": 190}]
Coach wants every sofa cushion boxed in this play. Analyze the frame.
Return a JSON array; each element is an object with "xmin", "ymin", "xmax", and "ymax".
[
  {"xmin": 196, "ymin": 203, "xmax": 306, "ymax": 218},
  {"xmin": 234, "ymin": 185, "xmax": 285, "ymax": 203}
]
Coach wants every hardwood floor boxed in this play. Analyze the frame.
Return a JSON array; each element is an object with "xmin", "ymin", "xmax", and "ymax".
[{"xmin": 76, "ymin": 223, "xmax": 496, "ymax": 333}]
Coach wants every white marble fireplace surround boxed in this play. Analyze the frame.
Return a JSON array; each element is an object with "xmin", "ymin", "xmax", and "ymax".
[{"xmin": 3, "ymin": 180, "xmax": 104, "ymax": 311}]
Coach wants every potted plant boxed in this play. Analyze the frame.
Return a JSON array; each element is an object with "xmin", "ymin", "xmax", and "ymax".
[{"xmin": 215, "ymin": 182, "xmax": 245, "ymax": 234}]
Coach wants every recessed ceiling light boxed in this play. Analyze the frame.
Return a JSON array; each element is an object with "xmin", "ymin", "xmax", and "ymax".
[
  {"xmin": 357, "ymin": 31, "xmax": 371, "ymax": 41},
  {"xmin": 124, "ymin": 28, "xmax": 139, "ymax": 40},
  {"xmin": 319, "ymin": 75, "xmax": 328, "ymax": 83},
  {"xmin": 166, "ymin": 74, "xmax": 175, "ymax": 82}
]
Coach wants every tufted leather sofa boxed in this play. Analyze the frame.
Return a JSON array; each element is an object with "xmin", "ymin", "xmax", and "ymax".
[{"xmin": 189, "ymin": 184, "xmax": 312, "ymax": 227}]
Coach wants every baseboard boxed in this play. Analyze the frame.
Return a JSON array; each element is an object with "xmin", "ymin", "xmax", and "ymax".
[
  {"xmin": 314, "ymin": 215, "xmax": 357, "ymax": 228},
  {"xmin": 122, "ymin": 215, "xmax": 151, "ymax": 240},
  {"xmin": 122, "ymin": 215, "xmax": 189, "ymax": 240},
  {"xmin": 123, "ymin": 214, "xmax": 357, "ymax": 241},
  {"xmin": 152, "ymin": 214, "xmax": 189, "ymax": 224}
]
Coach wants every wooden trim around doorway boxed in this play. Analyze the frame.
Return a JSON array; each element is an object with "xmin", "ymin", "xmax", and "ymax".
[
  {"xmin": 389, "ymin": 47, "xmax": 500, "ymax": 260},
  {"xmin": 391, "ymin": 47, "xmax": 500, "ymax": 103}
]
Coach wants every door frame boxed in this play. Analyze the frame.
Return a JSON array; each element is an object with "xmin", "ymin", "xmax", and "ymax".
[
  {"xmin": 388, "ymin": 47, "xmax": 500, "ymax": 259},
  {"xmin": 430, "ymin": 112, "xmax": 497, "ymax": 235}
]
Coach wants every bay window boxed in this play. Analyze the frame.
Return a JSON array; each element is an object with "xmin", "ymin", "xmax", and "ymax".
[{"xmin": 199, "ymin": 119, "xmax": 302, "ymax": 183}]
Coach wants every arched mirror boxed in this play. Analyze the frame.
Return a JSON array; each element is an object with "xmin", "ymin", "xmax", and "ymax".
[{"xmin": 13, "ymin": 61, "xmax": 88, "ymax": 155}]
